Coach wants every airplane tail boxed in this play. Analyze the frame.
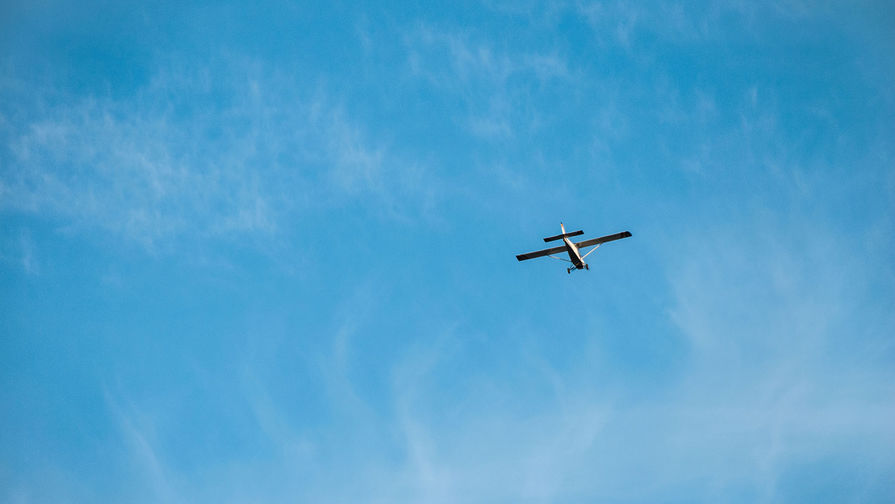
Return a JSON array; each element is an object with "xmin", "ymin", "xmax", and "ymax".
[{"xmin": 543, "ymin": 222, "xmax": 584, "ymax": 242}]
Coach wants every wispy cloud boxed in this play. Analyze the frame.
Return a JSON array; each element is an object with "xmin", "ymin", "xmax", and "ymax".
[
  {"xmin": 404, "ymin": 23, "xmax": 573, "ymax": 140},
  {"xmin": 662, "ymin": 214, "xmax": 895, "ymax": 499},
  {"xmin": 104, "ymin": 389, "xmax": 182, "ymax": 504},
  {"xmin": 0, "ymin": 58, "xmax": 441, "ymax": 254},
  {"xmin": 0, "ymin": 228, "xmax": 39, "ymax": 274}
]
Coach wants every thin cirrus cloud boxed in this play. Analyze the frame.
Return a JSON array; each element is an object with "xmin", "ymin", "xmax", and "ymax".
[
  {"xmin": 404, "ymin": 23, "xmax": 574, "ymax": 141},
  {"xmin": 0, "ymin": 60, "xmax": 441, "ymax": 254},
  {"xmin": 663, "ymin": 220, "xmax": 895, "ymax": 497}
]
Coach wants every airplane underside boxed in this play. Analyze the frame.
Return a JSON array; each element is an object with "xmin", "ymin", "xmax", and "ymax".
[
  {"xmin": 515, "ymin": 222, "xmax": 632, "ymax": 274},
  {"xmin": 568, "ymin": 263, "xmax": 590, "ymax": 274}
]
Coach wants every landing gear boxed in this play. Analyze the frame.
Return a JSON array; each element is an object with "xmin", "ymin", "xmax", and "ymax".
[
  {"xmin": 567, "ymin": 267, "xmax": 571, "ymax": 274},
  {"xmin": 585, "ymin": 264, "xmax": 589, "ymax": 270}
]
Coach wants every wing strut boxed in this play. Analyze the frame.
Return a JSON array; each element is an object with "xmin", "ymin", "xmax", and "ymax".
[
  {"xmin": 581, "ymin": 243, "xmax": 601, "ymax": 260},
  {"xmin": 547, "ymin": 255, "xmax": 572, "ymax": 263}
]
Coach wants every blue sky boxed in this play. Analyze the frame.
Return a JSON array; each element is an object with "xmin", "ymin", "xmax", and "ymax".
[{"xmin": 1, "ymin": 1, "xmax": 893, "ymax": 502}]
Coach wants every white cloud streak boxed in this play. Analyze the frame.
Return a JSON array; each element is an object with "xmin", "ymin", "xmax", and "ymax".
[
  {"xmin": 104, "ymin": 390, "xmax": 182, "ymax": 504},
  {"xmin": 405, "ymin": 23, "xmax": 573, "ymax": 140},
  {"xmin": 0, "ymin": 59, "xmax": 441, "ymax": 254}
]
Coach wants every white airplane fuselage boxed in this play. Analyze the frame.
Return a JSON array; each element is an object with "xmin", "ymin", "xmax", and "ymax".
[{"xmin": 562, "ymin": 236, "xmax": 587, "ymax": 270}]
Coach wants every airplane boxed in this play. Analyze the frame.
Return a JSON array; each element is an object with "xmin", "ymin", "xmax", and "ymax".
[{"xmin": 516, "ymin": 223, "xmax": 632, "ymax": 274}]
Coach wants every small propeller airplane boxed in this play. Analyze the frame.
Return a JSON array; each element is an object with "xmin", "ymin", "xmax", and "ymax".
[{"xmin": 516, "ymin": 223, "xmax": 632, "ymax": 274}]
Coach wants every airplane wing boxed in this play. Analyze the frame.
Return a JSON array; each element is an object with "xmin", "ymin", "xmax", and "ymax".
[
  {"xmin": 516, "ymin": 244, "xmax": 568, "ymax": 261},
  {"xmin": 574, "ymin": 231, "xmax": 632, "ymax": 249}
]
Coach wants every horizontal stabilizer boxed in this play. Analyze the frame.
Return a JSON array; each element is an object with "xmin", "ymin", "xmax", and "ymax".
[
  {"xmin": 543, "ymin": 229, "xmax": 584, "ymax": 242},
  {"xmin": 574, "ymin": 231, "xmax": 632, "ymax": 249}
]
